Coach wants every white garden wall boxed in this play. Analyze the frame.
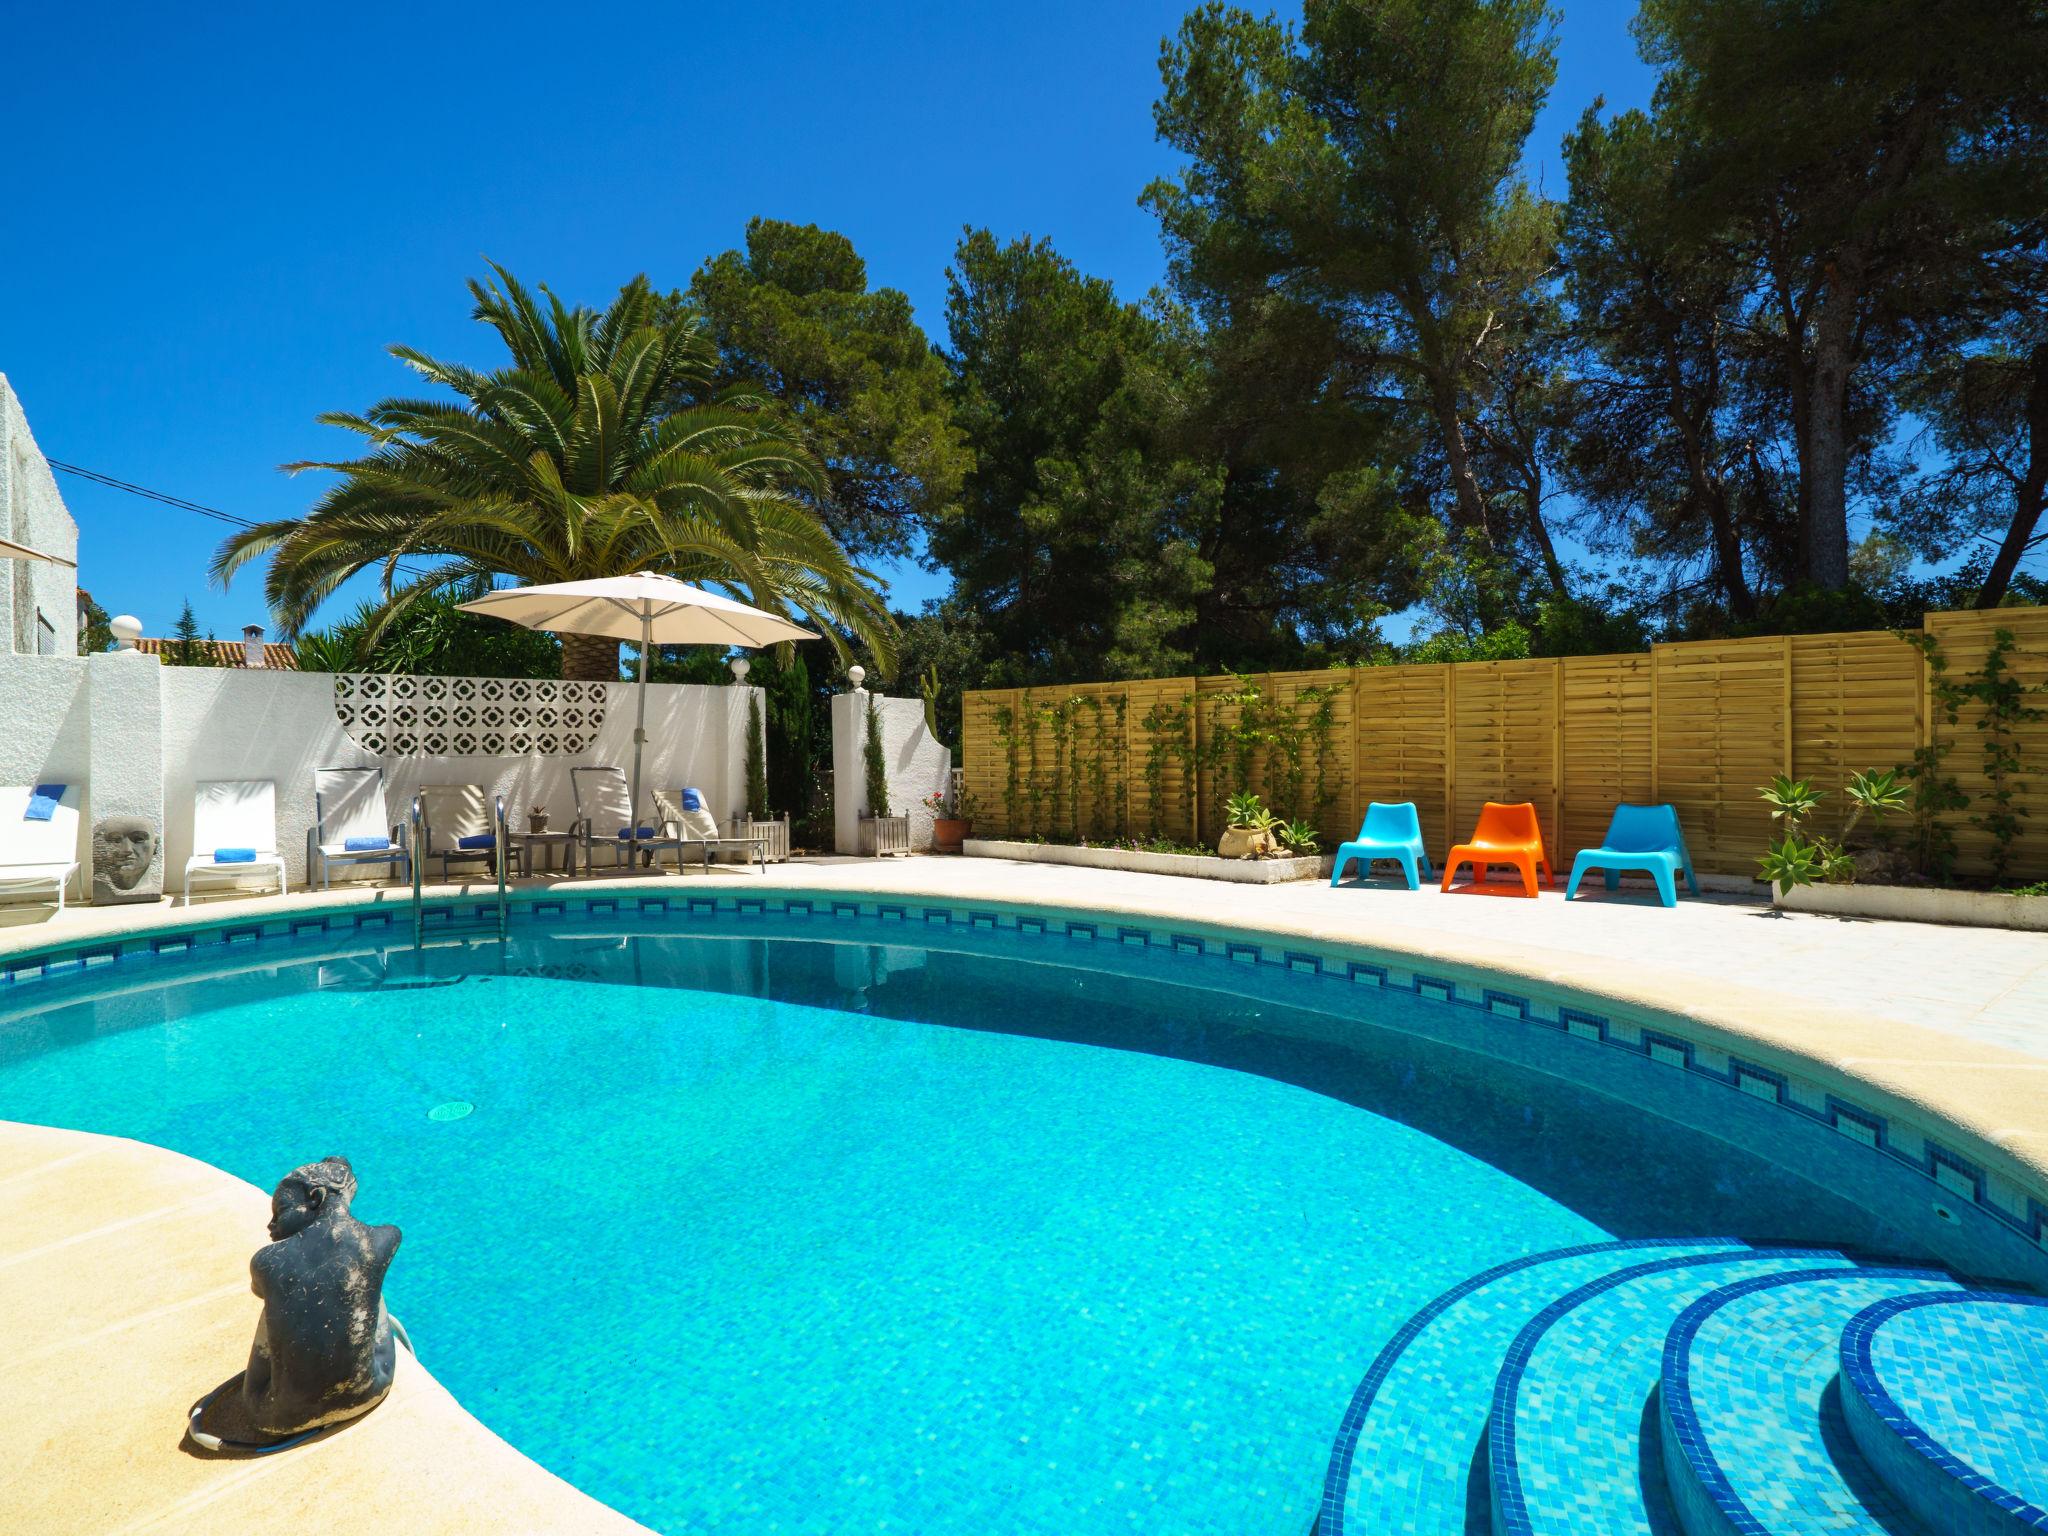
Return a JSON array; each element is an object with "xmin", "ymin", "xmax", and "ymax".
[
  {"xmin": 830, "ymin": 689, "xmax": 952, "ymax": 854},
  {"xmin": 0, "ymin": 651, "xmax": 756, "ymax": 898}
]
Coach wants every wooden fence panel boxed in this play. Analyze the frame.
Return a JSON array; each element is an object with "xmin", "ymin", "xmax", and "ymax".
[
  {"xmin": 1449, "ymin": 659, "xmax": 1562, "ymax": 859},
  {"xmin": 1653, "ymin": 637, "xmax": 1787, "ymax": 874},
  {"xmin": 1788, "ymin": 630, "xmax": 1923, "ymax": 843},
  {"xmin": 1123, "ymin": 677, "xmax": 1199, "ymax": 841},
  {"xmin": 1926, "ymin": 607, "xmax": 2048, "ymax": 881},
  {"xmin": 1352, "ymin": 663, "xmax": 1451, "ymax": 849},
  {"xmin": 1559, "ymin": 653, "xmax": 1654, "ymax": 867},
  {"xmin": 958, "ymin": 607, "xmax": 2046, "ymax": 880}
]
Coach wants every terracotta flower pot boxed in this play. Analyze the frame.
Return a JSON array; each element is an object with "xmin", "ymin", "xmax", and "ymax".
[
  {"xmin": 1217, "ymin": 825, "xmax": 1276, "ymax": 860},
  {"xmin": 933, "ymin": 816, "xmax": 971, "ymax": 854}
]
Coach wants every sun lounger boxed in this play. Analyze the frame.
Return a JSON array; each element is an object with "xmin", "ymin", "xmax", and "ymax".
[
  {"xmin": 572, "ymin": 766, "xmax": 688, "ymax": 872},
  {"xmin": 655, "ymin": 787, "xmax": 767, "ymax": 873},
  {"xmin": 0, "ymin": 783, "xmax": 82, "ymax": 911},
  {"xmin": 184, "ymin": 780, "xmax": 288, "ymax": 904},
  {"xmin": 308, "ymin": 766, "xmax": 412, "ymax": 889},
  {"xmin": 417, "ymin": 783, "xmax": 501, "ymax": 882}
]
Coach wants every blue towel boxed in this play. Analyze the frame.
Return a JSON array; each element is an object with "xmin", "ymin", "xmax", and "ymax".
[
  {"xmin": 681, "ymin": 787, "xmax": 705, "ymax": 812},
  {"xmin": 456, "ymin": 834, "xmax": 495, "ymax": 850},
  {"xmin": 616, "ymin": 825, "xmax": 656, "ymax": 839},
  {"xmin": 24, "ymin": 784, "xmax": 64, "ymax": 821},
  {"xmin": 343, "ymin": 835, "xmax": 391, "ymax": 852},
  {"xmin": 213, "ymin": 848, "xmax": 256, "ymax": 863}
]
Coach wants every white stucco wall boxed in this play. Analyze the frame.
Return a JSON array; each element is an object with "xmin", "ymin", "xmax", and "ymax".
[
  {"xmin": 0, "ymin": 376, "xmax": 81, "ymax": 658},
  {"xmin": 0, "ymin": 651, "xmax": 755, "ymax": 898},
  {"xmin": 87, "ymin": 651, "xmax": 167, "ymax": 902},
  {"xmin": 0, "ymin": 654, "xmax": 90, "ymax": 870},
  {"xmin": 157, "ymin": 669, "xmax": 755, "ymax": 884},
  {"xmin": 831, "ymin": 690, "xmax": 952, "ymax": 853}
]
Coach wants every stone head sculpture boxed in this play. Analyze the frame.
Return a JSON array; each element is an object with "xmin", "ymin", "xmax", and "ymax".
[
  {"xmin": 91, "ymin": 814, "xmax": 158, "ymax": 895},
  {"xmin": 187, "ymin": 1155, "xmax": 402, "ymax": 1452}
]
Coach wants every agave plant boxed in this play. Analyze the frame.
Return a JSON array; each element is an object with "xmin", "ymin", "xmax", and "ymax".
[
  {"xmin": 1278, "ymin": 818, "xmax": 1321, "ymax": 855},
  {"xmin": 1841, "ymin": 768, "xmax": 1908, "ymax": 841},
  {"xmin": 1224, "ymin": 790, "xmax": 1277, "ymax": 831},
  {"xmin": 214, "ymin": 264, "xmax": 896, "ymax": 680}
]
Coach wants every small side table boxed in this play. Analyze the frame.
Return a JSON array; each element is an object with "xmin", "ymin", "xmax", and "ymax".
[{"xmin": 513, "ymin": 830, "xmax": 578, "ymax": 877}]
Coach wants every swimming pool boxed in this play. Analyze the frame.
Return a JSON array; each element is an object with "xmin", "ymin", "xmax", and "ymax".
[{"xmin": 0, "ymin": 893, "xmax": 2037, "ymax": 1534}]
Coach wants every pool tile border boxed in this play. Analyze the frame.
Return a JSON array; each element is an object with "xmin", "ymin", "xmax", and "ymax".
[{"xmin": 1, "ymin": 889, "xmax": 2043, "ymax": 1258}]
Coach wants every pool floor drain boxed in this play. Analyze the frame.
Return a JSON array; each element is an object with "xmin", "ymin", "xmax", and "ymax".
[{"xmin": 428, "ymin": 1101, "xmax": 474, "ymax": 1122}]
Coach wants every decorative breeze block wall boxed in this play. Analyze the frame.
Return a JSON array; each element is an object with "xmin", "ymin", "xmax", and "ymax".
[{"xmin": 333, "ymin": 674, "xmax": 609, "ymax": 756}]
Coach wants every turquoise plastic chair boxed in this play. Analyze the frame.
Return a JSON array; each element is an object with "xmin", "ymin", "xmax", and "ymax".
[
  {"xmin": 1331, "ymin": 802, "xmax": 1433, "ymax": 890},
  {"xmin": 1565, "ymin": 803, "xmax": 1698, "ymax": 907}
]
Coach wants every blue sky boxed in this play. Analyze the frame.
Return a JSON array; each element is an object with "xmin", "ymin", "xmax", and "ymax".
[{"xmin": 0, "ymin": 1, "xmax": 1653, "ymax": 641}]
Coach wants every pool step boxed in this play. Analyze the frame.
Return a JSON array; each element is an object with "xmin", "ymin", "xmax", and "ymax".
[
  {"xmin": 1488, "ymin": 1249, "xmax": 1852, "ymax": 1536},
  {"xmin": 1321, "ymin": 1245, "xmax": 2041, "ymax": 1536},
  {"xmin": 1837, "ymin": 1291, "xmax": 2048, "ymax": 1536},
  {"xmin": 1658, "ymin": 1268, "xmax": 1961, "ymax": 1536},
  {"xmin": 1319, "ymin": 1239, "xmax": 1741, "ymax": 1536}
]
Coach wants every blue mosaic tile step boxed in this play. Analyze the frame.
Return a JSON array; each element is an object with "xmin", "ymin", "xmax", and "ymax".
[
  {"xmin": 1659, "ymin": 1267, "xmax": 1962, "ymax": 1536},
  {"xmin": 1489, "ymin": 1248, "xmax": 1851, "ymax": 1536},
  {"xmin": 1840, "ymin": 1292, "xmax": 2048, "ymax": 1536},
  {"xmin": 1321, "ymin": 1238, "xmax": 1741, "ymax": 1536}
]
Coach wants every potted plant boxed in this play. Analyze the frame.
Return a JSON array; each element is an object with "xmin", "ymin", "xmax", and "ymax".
[
  {"xmin": 925, "ymin": 784, "xmax": 980, "ymax": 854},
  {"xmin": 1218, "ymin": 790, "xmax": 1280, "ymax": 859},
  {"xmin": 527, "ymin": 805, "xmax": 549, "ymax": 833}
]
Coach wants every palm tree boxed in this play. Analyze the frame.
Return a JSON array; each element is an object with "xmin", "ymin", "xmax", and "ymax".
[{"xmin": 214, "ymin": 264, "xmax": 897, "ymax": 680}]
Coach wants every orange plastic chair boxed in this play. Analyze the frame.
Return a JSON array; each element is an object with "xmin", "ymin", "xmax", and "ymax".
[{"xmin": 1440, "ymin": 801, "xmax": 1552, "ymax": 897}]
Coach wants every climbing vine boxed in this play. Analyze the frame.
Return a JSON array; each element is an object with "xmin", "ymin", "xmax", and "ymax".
[
  {"xmin": 1140, "ymin": 694, "xmax": 1196, "ymax": 837},
  {"xmin": 1899, "ymin": 627, "xmax": 2045, "ymax": 882},
  {"xmin": 1966, "ymin": 630, "xmax": 2045, "ymax": 883},
  {"xmin": 1021, "ymin": 689, "xmax": 1045, "ymax": 835},
  {"xmin": 990, "ymin": 700, "xmax": 1022, "ymax": 835}
]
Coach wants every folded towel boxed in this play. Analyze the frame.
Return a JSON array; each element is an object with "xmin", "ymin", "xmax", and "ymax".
[
  {"xmin": 681, "ymin": 787, "xmax": 706, "ymax": 812},
  {"xmin": 24, "ymin": 784, "xmax": 64, "ymax": 821},
  {"xmin": 456, "ymin": 834, "xmax": 495, "ymax": 850},
  {"xmin": 213, "ymin": 848, "xmax": 256, "ymax": 863},
  {"xmin": 616, "ymin": 825, "xmax": 657, "ymax": 839},
  {"xmin": 343, "ymin": 835, "xmax": 391, "ymax": 852}
]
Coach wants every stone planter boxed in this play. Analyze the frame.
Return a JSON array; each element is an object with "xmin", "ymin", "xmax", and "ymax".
[
  {"xmin": 966, "ymin": 837, "xmax": 1333, "ymax": 884},
  {"xmin": 932, "ymin": 817, "xmax": 972, "ymax": 854},
  {"xmin": 860, "ymin": 814, "xmax": 911, "ymax": 858},
  {"xmin": 1773, "ymin": 882, "xmax": 2048, "ymax": 931}
]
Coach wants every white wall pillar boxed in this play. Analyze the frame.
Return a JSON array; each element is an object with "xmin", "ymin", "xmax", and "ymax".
[
  {"xmin": 832, "ymin": 685, "xmax": 953, "ymax": 853},
  {"xmin": 86, "ymin": 649, "xmax": 166, "ymax": 903}
]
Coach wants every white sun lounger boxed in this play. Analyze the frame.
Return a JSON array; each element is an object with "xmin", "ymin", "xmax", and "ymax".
[
  {"xmin": 417, "ymin": 783, "xmax": 510, "ymax": 882},
  {"xmin": 184, "ymin": 780, "xmax": 288, "ymax": 904},
  {"xmin": 572, "ymin": 766, "xmax": 687, "ymax": 872},
  {"xmin": 309, "ymin": 766, "xmax": 412, "ymax": 889},
  {"xmin": 0, "ymin": 784, "xmax": 82, "ymax": 911}
]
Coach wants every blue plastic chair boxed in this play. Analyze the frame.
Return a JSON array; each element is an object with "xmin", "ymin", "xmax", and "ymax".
[
  {"xmin": 1330, "ymin": 802, "xmax": 1434, "ymax": 890},
  {"xmin": 1565, "ymin": 803, "xmax": 1699, "ymax": 907}
]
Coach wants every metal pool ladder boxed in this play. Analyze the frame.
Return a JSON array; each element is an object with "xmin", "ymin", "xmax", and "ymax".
[{"xmin": 405, "ymin": 792, "xmax": 512, "ymax": 948}]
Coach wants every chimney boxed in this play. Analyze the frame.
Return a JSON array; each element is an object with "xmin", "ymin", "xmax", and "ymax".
[{"xmin": 242, "ymin": 624, "xmax": 266, "ymax": 669}]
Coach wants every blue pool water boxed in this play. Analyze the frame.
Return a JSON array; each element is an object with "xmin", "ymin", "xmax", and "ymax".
[{"xmin": 0, "ymin": 921, "xmax": 1899, "ymax": 1534}]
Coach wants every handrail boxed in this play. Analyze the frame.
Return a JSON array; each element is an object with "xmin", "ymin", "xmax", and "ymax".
[
  {"xmin": 492, "ymin": 793, "xmax": 509, "ymax": 941},
  {"xmin": 408, "ymin": 793, "xmax": 425, "ymax": 950}
]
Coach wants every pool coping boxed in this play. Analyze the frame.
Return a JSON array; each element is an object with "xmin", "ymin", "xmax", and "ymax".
[{"xmin": 3, "ymin": 863, "xmax": 2046, "ymax": 1534}]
